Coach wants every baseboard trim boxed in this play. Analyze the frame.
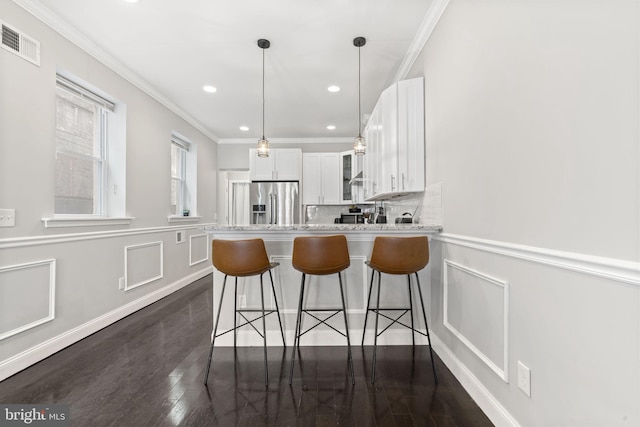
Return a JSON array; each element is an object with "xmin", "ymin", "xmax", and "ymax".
[
  {"xmin": 0, "ymin": 266, "xmax": 212, "ymax": 382},
  {"xmin": 430, "ymin": 333, "xmax": 521, "ymax": 427}
]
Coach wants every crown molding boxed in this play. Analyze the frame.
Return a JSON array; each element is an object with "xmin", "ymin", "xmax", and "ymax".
[
  {"xmin": 12, "ymin": 0, "xmax": 220, "ymax": 143},
  {"xmin": 392, "ymin": 0, "xmax": 450, "ymax": 83},
  {"xmin": 217, "ymin": 137, "xmax": 353, "ymax": 145}
]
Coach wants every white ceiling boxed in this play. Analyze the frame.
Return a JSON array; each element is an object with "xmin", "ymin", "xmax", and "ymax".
[{"xmin": 21, "ymin": 0, "xmax": 435, "ymax": 142}]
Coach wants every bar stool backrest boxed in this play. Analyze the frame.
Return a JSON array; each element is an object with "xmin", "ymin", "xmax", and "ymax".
[
  {"xmin": 368, "ymin": 236, "xmax": 429, "ymax": 275},
  {"xmin": 292, "ymin": 235, "xmax": 350, "ymax": 275},
  {"xmin": 212, "ymin": 239, "xmax": 271, "ymax": 276}
]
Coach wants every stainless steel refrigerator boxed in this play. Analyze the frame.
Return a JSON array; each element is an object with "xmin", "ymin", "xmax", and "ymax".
[{"xmin": 250, "ymin": 181, "xmax": 299, "ymax": 225}]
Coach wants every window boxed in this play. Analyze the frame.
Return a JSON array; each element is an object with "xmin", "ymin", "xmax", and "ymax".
[
  {"xmin": 171, "ymin": 135, "xmax": 188, "ymax": 215},
  {"xmin": 170, "ymin": 133, "xmax": 197, "ymax": 218},
  {"xmin": 55, "ymin": 75, "xmax": 113, "ymax": 215}
]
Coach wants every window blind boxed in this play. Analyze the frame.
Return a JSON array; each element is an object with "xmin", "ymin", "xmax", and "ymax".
[
  {"xmin": 171, "ymin": 134, "xmax": 191, "ymax": 151},
  {"xmin": 56, "ymin": 74, "xmax": 115, "ymax": 111}
]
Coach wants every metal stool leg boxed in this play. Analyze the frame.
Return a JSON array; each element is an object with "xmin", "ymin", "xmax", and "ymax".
[
  {"xmin": 233, "ymin": 277, "xmax": 238, "ymax": 348},
  {"xmin": 269, "ymin": 269, "xmax": 286, "ymax": 347},
  {"xmin": 204, "ymin": 274, "xmax": 228, "ymax": 384},
  {"xmin": 361, "ymin": 269, "xmax": 375, "ymax": 346},
  {"xmin": 371, "ymin": 271, "xmax": 382, "ymax": 383},
  {"xmin": 407, "ymin": 274, "xmax": 415, "ymax": 348},
  {"xmin": 289, "ymin": 273, "xmax": 306, "ymax": 384},
  {"xmin": 338, "ymin": 272, "xmax": 355, "ymax": 385},
  {"xmin": 259, "ymin": 273, "xmax": 269, "ymax": 386},
  {"xmin": 414, "ymin": 272, "xmax": 438, "ymax": 384}
]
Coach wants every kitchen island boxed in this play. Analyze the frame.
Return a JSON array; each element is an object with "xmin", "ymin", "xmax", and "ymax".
[{"xmin": 201, "ymin": 224, "xmax": 442, "ymax": 347}]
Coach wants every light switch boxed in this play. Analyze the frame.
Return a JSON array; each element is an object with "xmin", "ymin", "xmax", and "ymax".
[{"xmin": 0, "ymin": 209, "xmax": 15, "ymax": 227}]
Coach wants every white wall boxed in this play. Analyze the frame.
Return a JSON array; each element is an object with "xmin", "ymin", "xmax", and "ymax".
[
  {"xmin": 413, "ymin": 1, "xmax": 640, "ymax": 426},
  {"xmin": 0, "ymin": 2, "xmax": 217, "ymax": 380}
]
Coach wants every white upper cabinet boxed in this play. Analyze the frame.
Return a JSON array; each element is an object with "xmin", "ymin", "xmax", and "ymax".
[
  {"xmin": 302, "ymin": 153, "xmax": 340, "ymax": 205},
  {"xmin": 397, "ymin": 78, "xmax": 425, "ymax": 193},
  {"xmin": 249, "ymin": 148, "xmax": 301, "ymax": 181},
  {"xmin": 363, "ymin": 77, "xmax": 425, "ymax": 201}
]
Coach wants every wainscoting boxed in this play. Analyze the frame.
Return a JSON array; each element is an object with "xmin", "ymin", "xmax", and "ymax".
[
  {"xmin": 0, "ymin": 259, "xmax": 56, "ymax": 341},
  {"xmin": 0, "ymin": 225, "xmax": 214, "ymax": 381},
  {"xmin": 429, "ymin": 233, "xmax": 640, "ymax": 427}
]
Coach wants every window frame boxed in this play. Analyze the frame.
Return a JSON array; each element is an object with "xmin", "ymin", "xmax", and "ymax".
[
  {"xmin": 44, "ymin": 71, "xmax": 129, "ymax": 228},
  {"xmin": 171, "ymin": 136, "xmax": 188, "ymax": 215}
]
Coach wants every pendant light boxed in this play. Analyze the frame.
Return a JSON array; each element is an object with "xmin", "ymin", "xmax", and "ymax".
[
  {"xmin": 257, "ymin": 39, "xmax": 270, "ymax": 158},
  {"xmin": 353, "ymin": 36, "xmax": 366, "ymax": 155}
]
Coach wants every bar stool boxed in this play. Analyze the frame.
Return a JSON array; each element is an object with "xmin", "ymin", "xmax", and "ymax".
[
  {"xmin": 203, "ymin": 238, "xmax": 286, "ymax": 386},
  {"xmin": 362, "ymin": 236, "xmax": 438, "ymax": 384},
  {"xmin": 289, "ymin": 235, "xmax": 355, "ymax": 385}
]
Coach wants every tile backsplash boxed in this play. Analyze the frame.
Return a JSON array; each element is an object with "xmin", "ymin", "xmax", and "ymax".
[{"xmin": 304, "ymin": 184, "xmax": 443, "ymax": 226}]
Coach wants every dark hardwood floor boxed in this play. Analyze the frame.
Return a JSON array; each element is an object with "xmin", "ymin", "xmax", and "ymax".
[{"xmin": 0, "ymin": 274, "xmax": 493, "ymax": 427}]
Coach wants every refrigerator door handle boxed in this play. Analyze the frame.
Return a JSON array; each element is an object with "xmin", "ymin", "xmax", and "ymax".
[
  {"xmin": 269, "ymin": 193, "xmax": 274, "ymax": 224},
  {"xmin": 273, "ymin": 193, "xmax": 278, "ymax": 224}
]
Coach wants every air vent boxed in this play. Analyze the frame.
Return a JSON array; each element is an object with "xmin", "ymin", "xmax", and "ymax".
[{"xmin": 1, "ymin": 21, "xmax": 40, "ymax": 66}]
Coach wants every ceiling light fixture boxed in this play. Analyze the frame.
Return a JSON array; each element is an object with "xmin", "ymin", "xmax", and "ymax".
[
  {"xmin": 353, "ymin": 37, "xmax": 366, "ymax": 155},
  {"xmin": 328, "ymin": 85, "xmax": 340, "ymax": 93},
  {"xmin": 240, "ymin": 126, "xmax": 249, "ymax": 131},
  {"xmin": 327, "ymin": 125, "xmax": 336, "ymax": 130},
  {"xmin": 257, "ymin": 39, "xmax": 270, "ymax": 158},
  {"xmin": 203, "ymin": 85, "xmax": 217, "ymax": 93}
]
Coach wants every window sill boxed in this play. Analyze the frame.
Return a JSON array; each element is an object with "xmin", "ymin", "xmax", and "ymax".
[
  {"xmin": 167, "ymin": 215, "xmax": 201, "ymax": 224},
  {"xmin": 42, "ymin": 216, "xmax": 134, "ymax": 228}
]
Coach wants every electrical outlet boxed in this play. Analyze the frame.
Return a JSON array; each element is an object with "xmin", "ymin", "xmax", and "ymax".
[
  {"xmin": 517, "ymin": 361, "xmax": 531, "ymax": 397},
  {"xmin": 239, "ymin": 295, "xmax": 246, "ymax": 308},
  {"xmin": 0, "ymin": 209, "xmax": 16, "ymax": 227},
  {"xmin": 118, "ymin": 277, "xmax": 125, "ymax": 290}
]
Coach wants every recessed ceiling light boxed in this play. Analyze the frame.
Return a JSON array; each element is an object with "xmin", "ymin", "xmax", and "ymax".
[
  {"xmin": 326, "ymin": 125, "xmax": 336, "ymax": 130},
  {"xmin": 239, "ymin": 126, "xmax": 249, "ymax": 131},
  {"xmin": 327, "ymin": 86, "xmax": 340, "ymax": 93},
  {"xmin": 123, "ymin": 0, "xmax": 139, "ymax": 3},
  {"xmin": 203, "ymin": 85, "xmax": 217, "ymax": 93}
]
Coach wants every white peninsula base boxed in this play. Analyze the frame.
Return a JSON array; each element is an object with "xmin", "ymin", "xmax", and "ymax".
[{"xmin": 202, "ymin": 224, "xmax": 442, "ymax": 348}]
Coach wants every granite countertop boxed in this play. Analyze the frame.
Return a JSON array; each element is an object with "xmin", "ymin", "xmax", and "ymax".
[{"xmin": 201, "ymin": 224, "xmax": 443, "ymax": 232}]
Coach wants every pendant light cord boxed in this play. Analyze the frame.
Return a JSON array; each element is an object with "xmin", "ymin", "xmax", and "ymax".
[
  {"xmin": 358, "ymin": 45, "xmax": 361, "ymax": 138},
  {"xmin": 262, "ymin": 46, "xmax": 265, "ymax": 140}
]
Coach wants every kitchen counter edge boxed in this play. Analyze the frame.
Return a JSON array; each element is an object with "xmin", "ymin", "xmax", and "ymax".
[{"xmin": 201, "ymin": 224, "xmax": 442, "ymax": 233}]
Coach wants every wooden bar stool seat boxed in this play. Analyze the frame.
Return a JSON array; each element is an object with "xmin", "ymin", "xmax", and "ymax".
[
  {"xmin": 289, "ymin": 235, "xmax": 355, "ymax": 385},
  {"xmin": 362, "ymin": 236, "xmax": 438, "ymax": 384},
  {"xmin": 203, "ymin": 238, "xmax": 286, "ymax": 386}
]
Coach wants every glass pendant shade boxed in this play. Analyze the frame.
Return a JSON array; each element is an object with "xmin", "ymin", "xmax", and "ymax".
[
  {"xmin": 257, "ymin": 137, "xmax": 270, "ymax": 158},
  {"xmin": 354, "ymin": 135, "xmax": 366, "ymax": 155}
]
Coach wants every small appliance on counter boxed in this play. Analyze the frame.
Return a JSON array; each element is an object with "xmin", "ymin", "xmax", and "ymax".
[
  {"xmin": 340, "ymin": 213, "xmax": 364, "ymax": 224},
  {"xmin": 395, "ymin": 212, "xmax": 413, "ymax": 224},
  {"xmin": 375, "ymin": 206, "xmax": 386, "ymax": 224}
]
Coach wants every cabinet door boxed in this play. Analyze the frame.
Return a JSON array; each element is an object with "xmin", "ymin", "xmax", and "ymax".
[
  {"xmin": 320, "ymin": 153, "xmax": 340, "ymax": 205},
  {"xmin": 274, "ymin": 148, "xmax": 301, "ymax": 181},
  {"xmin": 397, "ymin": 78, "xmax": 425, "ymax": 192},
  {"xmin": 340, "ymin": 150, "xmax": 354, "ymax": 204},
  {"xmin": 302, "ymin": 153, "xmax": 322, "ymax": 204},
  {"xmin": 364, "ymin": 102, "xmax": 381, "ymax": 200},
  {"xmin": 249, "ymin": 148, "xmax": 275, "ymax": 181},
  {"xmin": 379, "ymin": 84, "xmax": 398, "ymax": 195}
]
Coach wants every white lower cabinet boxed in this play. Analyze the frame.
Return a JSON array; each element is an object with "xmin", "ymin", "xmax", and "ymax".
[{"xmin": 302, "ymin": 153, "xmax": 340, "ymax": 205}]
